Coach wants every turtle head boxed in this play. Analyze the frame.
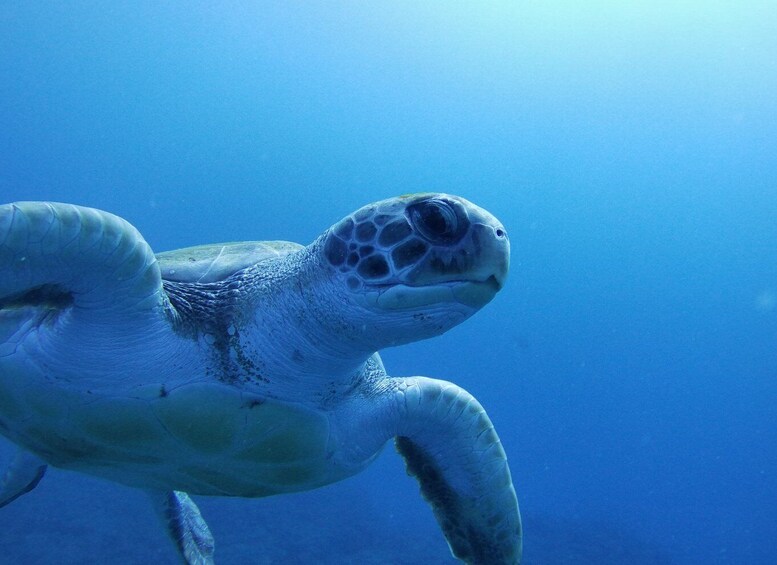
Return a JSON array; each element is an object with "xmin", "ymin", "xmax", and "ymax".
[{"xmin": 317, "ymin": 193, "xmax": 509, "ymax": 347}]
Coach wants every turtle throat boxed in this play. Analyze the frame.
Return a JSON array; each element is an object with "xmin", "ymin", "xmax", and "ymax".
[{"xmin": 205, "ymin": 248, "xmax": 380, "ymax": 397}]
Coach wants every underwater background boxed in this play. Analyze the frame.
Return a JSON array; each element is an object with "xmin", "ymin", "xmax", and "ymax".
[{"xmin": 1, "ymin": 2, "xmax": 776, "ymax": 563}]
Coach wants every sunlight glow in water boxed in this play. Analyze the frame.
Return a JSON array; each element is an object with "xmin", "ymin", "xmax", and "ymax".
[{"xmin": 755, "ymin": 289, "xmax": 776, "ymax": 312}]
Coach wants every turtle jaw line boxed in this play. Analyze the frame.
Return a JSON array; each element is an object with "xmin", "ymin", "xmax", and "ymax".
[
  {"xmin": 368, "ymin": 275, "xmax": 502, "ymax": 293},
  {"xmin": 447, "ymin": 276, "xmax": 502, "ymax": 308},
  {"xmin": 363, "ymin": 277, "xmax": 502, "ymax": 311}
]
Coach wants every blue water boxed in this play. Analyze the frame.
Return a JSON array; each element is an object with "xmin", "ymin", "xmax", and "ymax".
[{"xmin": 1, "ymin": 3, "xmax": 776, "ymax": 563}]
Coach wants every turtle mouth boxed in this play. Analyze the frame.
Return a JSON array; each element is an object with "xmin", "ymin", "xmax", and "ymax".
[
  {"xmin": 449, "ymin": 276, "xmax": 502, "ymax": 308},
  {"xmin": 369, "ymin": 276, "xmax": 501, "ymax": 310}
]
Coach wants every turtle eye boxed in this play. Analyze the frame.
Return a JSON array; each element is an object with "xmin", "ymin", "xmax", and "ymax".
[{"xmin": 408, "ymin": 199, "xmax": 458, "ymax": 243}]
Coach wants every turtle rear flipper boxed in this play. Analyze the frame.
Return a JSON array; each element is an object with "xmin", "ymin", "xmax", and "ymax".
[
  {"xmin": 0, "ymin": 449, "xmax": 47, "ymax": 508},
  {"xmin": 149, "ymin": 490, "xmax": 215, "ymax": 565},
  {"xmin": 0, "ymin": 202, "xmax": 162, "ymax": 324}
]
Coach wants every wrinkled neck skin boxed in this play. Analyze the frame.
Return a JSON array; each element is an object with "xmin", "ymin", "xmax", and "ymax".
[
  {"xmin": 180, "ymin": 238, "xmax": 369, "ymax": 402},
  {"xmin": 194, "ymin": 235, "xmax": 471, "ymax": 403},
  {"xmin": 241, "ymin": 240, "xmax": 376, "ymax": 396}
]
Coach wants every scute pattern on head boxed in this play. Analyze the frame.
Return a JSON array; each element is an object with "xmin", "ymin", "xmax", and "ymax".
[
  {"xmin": 323, "ymin": 195, "xmax": 436, "ymax": 287},
  {"xmin": 324, "ymin": 202, "xmax": 417, "ymax": 289},
  {"xmin": 321, "ymin": 193, "xmax": 507, "ymax": 295}
]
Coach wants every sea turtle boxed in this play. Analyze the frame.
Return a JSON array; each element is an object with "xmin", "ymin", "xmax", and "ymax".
[{"xmin": 0, "ymin": 193, "xmax": 521, "ymax": 564}]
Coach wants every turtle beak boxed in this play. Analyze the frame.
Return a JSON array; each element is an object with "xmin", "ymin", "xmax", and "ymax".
[
  {"xmin": 450, "ymin": 220, "xmax": 509, "ymax": 308},
  {"xmin": 482, "ymin": 223, "xmax": 509, "ymax": 290},
  {"xmin": 456, "ymin": 218, "xmax": 510, "ymax": 289}
]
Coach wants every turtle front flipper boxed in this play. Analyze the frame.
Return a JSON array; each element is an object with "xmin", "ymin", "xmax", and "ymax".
[
  {"xmin": 0, "ymin": 202, "xmax": 162, "ymax": 324},
  {"xmin": 149, "ymin": 490, "xmax": 215, "ymax": 565},
  {"xmin": 0, "ymin": 449, "xmax": 47, "ymax": 508},
  {"xmin": 385, "ymin": 377, "xmax": 522, "ymax": 565}
]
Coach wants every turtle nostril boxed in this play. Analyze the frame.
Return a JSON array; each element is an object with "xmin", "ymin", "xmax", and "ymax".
[{"xmin": 495, "ymin": 228, "xmax": 505, "ymax": 238}]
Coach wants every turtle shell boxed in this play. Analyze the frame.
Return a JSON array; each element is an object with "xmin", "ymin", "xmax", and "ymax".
[{"xmin": 156, "ymin": 241, "xmax": 304, "ymax": 283}]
